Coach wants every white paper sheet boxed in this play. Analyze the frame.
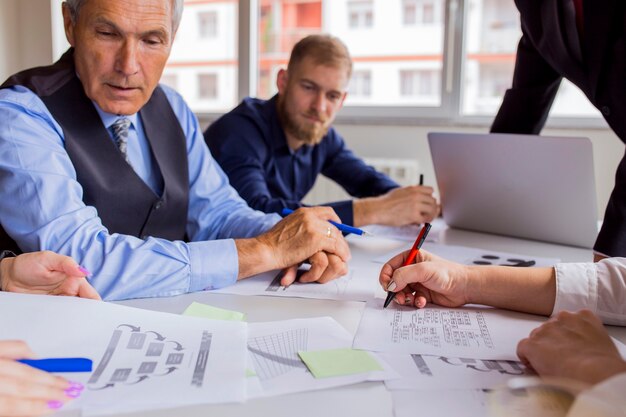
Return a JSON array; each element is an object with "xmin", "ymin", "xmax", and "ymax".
[
  {"xmin": 382, "ymin": 353, "xmax": 530, "ymax": 391},
  {"xmin": 361, "ymin": 224, "xmax": 441, "ymax": 243},
  {"xmin": 213, "ymin": 268, "xmax": 376, "ymax": 301},
  {"xmin": 353, "ymin": 299, "xmax": 546, "ymax": 360},
  {"xmin": 373, "ymin": 242, "xmax": 560, "ymax": 267},
  {"xmin": 0, "ymin": 293, "xmax": 248, "ymax": 416},
  {"xmin": 245, "ymin": 317, "xmax": 398, "ymax": 398},
  {"xmin": 392, "ymin": 389, "xmax": 497, "ymax": 417}
]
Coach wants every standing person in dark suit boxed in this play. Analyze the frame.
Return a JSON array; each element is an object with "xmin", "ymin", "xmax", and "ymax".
[{"xmin": 491, "ymin": 0, "xmax": 626, "ymax": 259}]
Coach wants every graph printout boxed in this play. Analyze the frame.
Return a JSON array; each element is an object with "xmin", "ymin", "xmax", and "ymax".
[
  {"xmin": 0, "ymin": 292, "xmax": 247, "ymax": 415},
  {"xmin": 353, "ymin": 299, "xmax": 546, "ymax": 361},
  {"xmin": 382, "ymin": 353, "xmax": 529, "ymax": 391},
  {"xmin": 245, "ymin": 317, "xmax": 398, "ymax": 398}
]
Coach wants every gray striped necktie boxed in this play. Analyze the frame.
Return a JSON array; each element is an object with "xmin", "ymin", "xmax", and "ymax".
[{"xmin": 111, "ymin": 118, "xmax": 131, "ymax": 162}]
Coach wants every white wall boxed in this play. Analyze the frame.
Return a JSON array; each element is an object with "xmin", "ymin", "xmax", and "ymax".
[
  {"xmin": 0, "ymin": 0, "xmax": 54, "ymax": 82},
  {"xmin": 0, "ymin": 0, "xmax": 20, "ymax": 81}
]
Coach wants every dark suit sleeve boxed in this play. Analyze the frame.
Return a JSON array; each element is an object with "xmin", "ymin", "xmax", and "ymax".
[
  {"xmin": 491, "ymin": 31, "xmax": 563, "ymax": 134},
  {"xmin": 205, "ymin": 116, "xmax": 309, "ymax": 216}
]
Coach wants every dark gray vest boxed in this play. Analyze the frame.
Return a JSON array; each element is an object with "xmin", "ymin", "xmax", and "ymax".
[{"xmin": 0, "ymin": 49, "xmax": 189, "ymax": 253}]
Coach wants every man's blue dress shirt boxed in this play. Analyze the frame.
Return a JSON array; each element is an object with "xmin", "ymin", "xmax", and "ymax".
[
  {"xmin": 0, "ymin": 84, "xmax": 280, "ymax": 300},
  {"xmin": 205, "ymin": 95, "xmax": 398, "ymax": 226}
]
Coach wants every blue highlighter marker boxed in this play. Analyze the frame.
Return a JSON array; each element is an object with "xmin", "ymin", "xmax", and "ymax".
[{"xmin": 18, "ymin": 358, "xmax": 93, "ymax": 373}]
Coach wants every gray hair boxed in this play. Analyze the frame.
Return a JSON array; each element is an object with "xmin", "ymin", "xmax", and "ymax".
[{"xmin": 64, "ymin": 0, "xmax": 184, "ymax": 32}]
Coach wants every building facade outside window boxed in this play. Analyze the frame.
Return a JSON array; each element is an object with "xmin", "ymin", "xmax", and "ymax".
[
  {"xmin": 400, "ymin": 69, "xmax": 439, "ymax": 98},
  {"xmin": 159, "ymin": 73, "xmax": 179, "ymax": 91},
  {"xmin": 348, "ymin": 1, "xmax": 374, "ymax": 29},
  {"xmin": 198, "ymin": 11, "xmax": 218, "ymax": 38},
  {"xmin": 131, "ymin": 0, "xmax": 601, "ymax": 120},
  {"xmin": 198, "ymin": 73, "xmax": 218, "ymax": 99},
  {"xmin": 348, "ymin": 70, "xmax": 372, "ymax": 97},
  {"xmin": 403, "ymin": 0, "xmax": 443, "ymax": 25}
]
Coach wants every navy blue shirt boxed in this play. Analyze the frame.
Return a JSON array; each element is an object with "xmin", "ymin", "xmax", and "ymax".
[{"xmin": 205, "ymin": 95, "xmax": 398, "ymax": 226}]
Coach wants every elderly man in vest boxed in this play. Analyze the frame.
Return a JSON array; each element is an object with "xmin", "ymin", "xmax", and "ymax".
[{"xmin": 0, "ymin": 0, "xmax": 350, "ymax": 300}]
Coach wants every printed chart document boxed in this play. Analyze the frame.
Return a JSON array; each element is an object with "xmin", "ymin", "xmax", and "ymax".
[
  {"xmin": 382, "ymin": 353, "xmax": 529, "ymax": 391},
  {"xmin": 245, "ymin": 317, "xmax": 398, "ymax": 398},
  {"xmin": 353, "ymin": 299, "xmax": 545, "ymax": 360},
  {"xmin": 373, "ymin": 242, "xmax": 560, "ymax": 267},
  {"xmin": 213, "ymin": 268, "xmax": 376, "ymax": 301},
  {"xmin": 0, "ymin": 293, "xmax": 248, "ymax": 416}
]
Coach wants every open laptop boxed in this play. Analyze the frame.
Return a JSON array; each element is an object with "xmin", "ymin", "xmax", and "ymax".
[{"xmin": 428, "ymin": 132, "xmax": 598, "ymax": 248}]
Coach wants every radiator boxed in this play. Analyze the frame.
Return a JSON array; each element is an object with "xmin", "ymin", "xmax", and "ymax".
[{"xmin": 302, "ymin": 158, "xmax": 420, "ymax": 205}]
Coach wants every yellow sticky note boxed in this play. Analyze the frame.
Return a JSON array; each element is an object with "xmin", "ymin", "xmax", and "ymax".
[
  {"xmin": 183, "ymin": 302, "xmax": 246, "ymax": 321},
  {"xmin": 298, "ymin": 348, "xmax": 382, "ymax": 378}
]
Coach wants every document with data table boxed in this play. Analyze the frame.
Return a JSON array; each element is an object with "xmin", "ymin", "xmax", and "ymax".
[{"xmin": 353, "ymin": 299, "xmax": 546, "ymax": 360}]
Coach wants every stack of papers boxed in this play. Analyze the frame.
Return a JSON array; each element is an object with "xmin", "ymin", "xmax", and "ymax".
[{"xmin": 1, "ymin": 295, "xmax": 398, "ymax": 415}]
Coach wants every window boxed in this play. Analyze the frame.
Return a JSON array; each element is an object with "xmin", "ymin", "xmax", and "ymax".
[
  {"xmin": 461, "ymin": 0, "xmax": 599, "ymax": 118},
  {"xmin": 198, "ymin": 73, "xmax": 218, "ymax": 99},
  {"xmin": 403, "ymin": 0, "xmax": 443, "ymax": 25},
  {"xmin": 256, "ymin": 0, "xmax": 445, "ymax": 110},
  {"xmin": 159, "ymin": 73, "xmax": 179, "ymax": 90},
  {"xmin": 400, "ymin": 69, "xmax": 439, "ymax": 97},
  {"xmin": 64, "ymin": 0, "xmax": 600, "ymax": 123},
  {"xmin": 163, "ymin": 1, "xmax": 238, "ymax": 113},
  {"xmin": 198, "ymin": 11, "xmax": 218, "ymax": 39},
  {"xmin": 348, "ymin": 71, "xmax": 372, "ymax": 97},
  {"xmin": 348, "ymin": 1, "xmax": 374, "ymax": 29}
]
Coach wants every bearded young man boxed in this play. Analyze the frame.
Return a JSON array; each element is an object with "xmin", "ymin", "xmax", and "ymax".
[{"xmin": 205, "ymin": 35, "xmax": 439, "ymax": 228}]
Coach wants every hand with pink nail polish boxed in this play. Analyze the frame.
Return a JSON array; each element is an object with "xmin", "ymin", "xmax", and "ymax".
[
  {"xmin": 0, "ymin": 340, "xmax": 79, "ymax": 416},
  {"xmin": 0, "ymin": 251, "xmax": 100, "ymax": 300}
]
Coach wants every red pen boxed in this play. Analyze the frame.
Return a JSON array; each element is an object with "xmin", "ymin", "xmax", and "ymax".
[{"xmin": 383, "ymin": 222, "xmax": 432, "ymax": 308}]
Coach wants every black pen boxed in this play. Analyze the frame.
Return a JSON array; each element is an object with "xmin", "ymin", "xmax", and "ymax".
[
  {"xmin": 383, "ymin": 222, "xmax": 432, "ymax": 308},
  {"xmin": 419, "ymin": 173, "xmax": 424, "ymax": 186}
]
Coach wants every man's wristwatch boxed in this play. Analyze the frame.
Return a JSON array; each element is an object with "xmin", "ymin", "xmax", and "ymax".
[
  {"xmin": 0, "ymin": 250, "xmax": 16, "ymax": 261},
  {"xmin": 0, "ymin": 250, "xmax": 15, "ymax": 291}
]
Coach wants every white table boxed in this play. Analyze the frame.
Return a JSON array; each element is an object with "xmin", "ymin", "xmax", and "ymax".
[{"xmin": 113, "ymin": 223, "xmax": 624, "ymax": 417}]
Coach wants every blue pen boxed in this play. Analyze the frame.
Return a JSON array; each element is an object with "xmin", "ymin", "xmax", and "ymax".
[
  {"xmin": 18, "ymin": 358, "xmax": 93, "ymax": 373},
  {"xmin": 281, "ymin": 208, "xmax": 372, "ymax": 236}
]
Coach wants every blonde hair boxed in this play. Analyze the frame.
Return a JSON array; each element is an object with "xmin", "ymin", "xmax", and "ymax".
[{"xmin": 288, "ymin": 34, "xmax": 352, "ymax": 78}]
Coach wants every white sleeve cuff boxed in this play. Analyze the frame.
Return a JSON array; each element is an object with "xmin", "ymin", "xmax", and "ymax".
[{"xmin": 552, "ymin": 262, "xmax": 598, "ymax": 317}]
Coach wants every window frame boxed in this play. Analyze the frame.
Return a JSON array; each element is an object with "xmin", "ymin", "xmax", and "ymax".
[{"xmin": 226, "ymin": 0, "xmax": 609, "ymax": 128}]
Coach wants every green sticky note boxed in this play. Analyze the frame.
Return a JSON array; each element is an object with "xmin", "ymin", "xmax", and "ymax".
[
  {"xmin": 183, "ymin": 302, "xmax": 246, "ymax": 321},
  {"xmin": 245, "ymin": 368, "xmax": 257, "ymax": 377},
  {"xmin": 298, "ymin": 348, "xmax": 382, "ymax": 378}
]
